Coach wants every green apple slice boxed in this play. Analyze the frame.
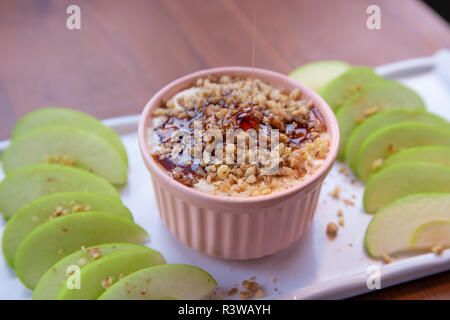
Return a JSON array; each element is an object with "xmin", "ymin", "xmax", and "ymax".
[
  {"xmin": 356, "ymin": 122, "xmax": 450, "ymax": 181},
  {"xmin": 2, "ymin": 125, "xmax": 127, "ymax": 186},
  {"xmin": 346, "ymin": 109, "xmax": 449, "ymax": 173},
  {"xmin": 335, "ymin": 81, "xmax": 425, "ymax": 159},
  {"xmin": 2, "ymin": 192, "xmax": 132, "ymax": 267},
  {"xmin": 33, "ymin": 243, "xmax": 146, "ymax": 300},
  {"xmin": 317, "ymin": 66, "xmax": 382, "ymax": 111},
  {"xmin": 364, "ymin": 193, "xmax": 450, "ymax": 257},
  {"xmin": 410, "ymin": 220, "xmax": 450, "ymax": 249},
  {"xmin": 56, "ymin": 247, "xmax": 166, "ymax": 300},
  {"xmin": 289, "ymin": 60, "xmax": 351, "ymax": 92},
  {"xmin": 0, "ymin": 164, "xmax": 119, "ymax": 219},
  {"xmin": 98, "ymin": 264, "xmax": 217, "ymax": 300},
  {"xmin": 15, "ymin": 211, "xmax": 149, "ymax": 289},
  {"xmin": 11, "ymin": 107, "xmax": 127, "ymax": 165},
  {"xmin": 364, "ymin": 162, "xmax": 450, "ymax": 213},
  {"xmin": 383, "ymin": 145, "xmax": 450, "ymax": 169}
]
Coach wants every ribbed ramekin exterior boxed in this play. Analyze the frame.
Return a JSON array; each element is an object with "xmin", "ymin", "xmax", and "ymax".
[
  {"xmin": 152, "ymin": 177, "xmax": 323, "ymax": 260},
  {"xmin": 139, "ymin": 67, "xmax": 339, "ymax": 260}
]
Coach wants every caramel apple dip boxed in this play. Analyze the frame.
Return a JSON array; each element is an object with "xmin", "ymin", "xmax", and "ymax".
[{"xmin": 147, "ymin": 75, "xmax": 329, "ymax": 197}]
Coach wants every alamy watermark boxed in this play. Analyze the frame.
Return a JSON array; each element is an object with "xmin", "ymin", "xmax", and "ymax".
[
  {"xmin": 367, "ymin": 5, "xmax": 381, "ymax": 30},
  {"xmin": 66, "ymin": 5, "xmax": 81, "ymax": 30}
]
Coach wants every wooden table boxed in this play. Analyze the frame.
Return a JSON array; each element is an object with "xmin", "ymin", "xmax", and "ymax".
[{"xmin": 0, "ymin": 0, "xmax": 449, "ymax": 299}]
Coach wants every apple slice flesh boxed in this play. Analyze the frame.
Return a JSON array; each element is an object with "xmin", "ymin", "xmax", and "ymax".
[
  {"xmin": 57, "ymin": 247, "xmax": 166, "ymax": 300},
  {"xmin": 2, "ymin": 192, "xmax": 132, "ymax": 267},
  {"xmin": 318, "ymin": 66, "xmax": 382, "ymax": 111},
  {"xmin": 2, "ymin": 125, "xmax": 127, "ymax": 186},
  {"xmin": 33, "ymin": 243, "xmax": 145, "ymax": 300},
  {"xmin": 356, "ymin": 122, "xmax": 450, "ymax": 181},
  {"xmin": 364, "ymin": 162, "xmax": 450, "ymax": 213},
  {"xmin": 364, "ymin": 193, "xmax": 450, "ymax": 257},
  {"xmin": 345, "ymin": 109, "xmax": 449, "ymax": 173},
  {"xmin": 383, "ymin": 145, "xmax": 450, "ymax": 169},
  {"xmin": 0, "ymin": 164, "xmax": 119, "ymax": 219},
  {"xmin": 11, "ymin": 107, "xmax": 128, "ymax": 165},
  {"xmin": 335, "ymin": 81, "xmax": 425, "ymax": 159},
  {"xmin": 98, "ymin": 264, "xmax": 217, "ymax": 300},
  {"xmin": 410, "ymin": 220, "xmax": 450, "ymax": 249},
  {"xmin": 15, "ymin": 211, "xmax": 149, "ymax": 289},
  {"xmin": 289, "ymin": 60, "xmax": 351, "ymax": 92}
]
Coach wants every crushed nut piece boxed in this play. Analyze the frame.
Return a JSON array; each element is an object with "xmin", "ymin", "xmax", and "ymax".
[
  {"xmin": 337, "ymin": 209, "xmax": 343, "ymax": 217},
  {"xmin": 239, "ymin": 290, "xmax": 253, "ymax": 299},
  {"xmin": 242, "ymin": 280, "xmax": 259, "ymax": 292},
  {"xmin": 382, "ymin": 253, "xmax": 392, "ymax": 264},
  {"xmin": 329, "ymin": 186, "xmax": 340, "ymax": 199},
  {"xmin": 372, "ymin": 158, "xmax": 383, "ymax": 170},
  {"xmin": 101, "ymin": 276, "xmax": 114, "ymax": 289},
  {"xmin": 326, "ymin": 222, "xmax": 339, "ymax": 239},
  {"xmin": 78, "ymin": 258, "xmax": 87, "ymax": 266},
  {"xmin": 227, "ymin": 288, "xmax": 238, "ymax": 296},
  {"xmin": 431, "ymin": 246, "xmax": 444, "ymax": 255},
  {"xmin": 338, "ymin": 166, "xmax": 349, "ymax": 177},
  {"xmin": 338, "ymin": 219, "xmax": 344, "ymax": 227},
  {"xmin": 255, "ymin": 289, "xmax": 265, "ymax": 298},
  {"xmin": 87, "ymin": 247, "xmax": 102, "ymax": 260},
  {"xmin": 343, "ymin": 199, "xmax": 354, "ymax": 207}
]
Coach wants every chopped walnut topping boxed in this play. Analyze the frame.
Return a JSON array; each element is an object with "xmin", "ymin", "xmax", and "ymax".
[
  {"xmin": 337, "ymin": 209, "xmax": 343, "ymax": 217},
  {"xmin": 148, "ymin": 76, "xmax": 329, "ymax": 197},
  {"xmin": 87, "ymin": 247, "xmax": 102, "ymax": 260},
  {"xmin": 326, "ymin": 222, "xmax": 339, "ymax": 239},
  {"xmin": 46, "ymin": 201, "xmax": 91, "ymax": 221},
  {"xmin": 101, "ymin": 276, "xmax": 114, "ymax": 289},
  {"xmin": 44, "ymin": 154, "xmax": 76, "ymax": 166},
  {"xmin": 338, "ymin": 219, "xmax": 345, "ymax": 227}
]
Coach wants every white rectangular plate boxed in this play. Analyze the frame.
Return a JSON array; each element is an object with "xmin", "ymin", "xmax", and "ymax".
[{"xmin": 1, "ymin": 50, "xmax": 449, "ymax": 300}]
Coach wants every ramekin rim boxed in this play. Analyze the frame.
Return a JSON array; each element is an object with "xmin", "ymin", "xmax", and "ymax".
[{"xmin": 138, "ymin": 66, "xmax": 339, "ymax": 204}]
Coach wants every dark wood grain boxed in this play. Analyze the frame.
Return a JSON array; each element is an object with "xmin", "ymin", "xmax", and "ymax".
[{"xmin": 0, "ymin": 0, "xmax": 449, "ymax": 299}]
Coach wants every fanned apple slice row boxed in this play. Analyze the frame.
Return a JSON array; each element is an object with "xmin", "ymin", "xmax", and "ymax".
[
  {"xmin": 289, "ymin": 60, "xmax": 351, "ymax": 92},
  {"xmin": 11, "ymin": 107, "xmax": 128, "ymax": 165},
  {"xmin": 356, "ymin": 122, "xmax": 450, "ymax": 181},
  {"xmin": 363, "ymin": 162, "xmax": 450, "ymax": 213},
  {"xmin": 2, "ymin": 192, "xmax": 132, "ymax": 268},
  {"xmin": 0, "ymin": 164, "xmax": 119, "ymax": 219},
  {"xmin": 57, "ymin": 247, "xmax": 166, "ymax": 300},
  {"xmin": 364, "ymin": 193, "xmax": 450, "ymax": 258},
  {"xmin": 2, "ymin": 126, "xmax": 127, "ymax": 186},
  {"xmin": 33, "ymin": 243, "xmax": 146, "ymax": 300},
  {"xmin": 98, "ymin": 264, "xmax": 217, "ymax": 300},
  {"xmin": 15, "ymin": 211, "xmax": 149, "ymax": 289},
  {"xmin": 345, "ymin": 109, "xmax": 449, "ymax": 173},
  {"xmin": 335, "ymin": 81, "xmax": 425, "ymax": 159},
  {"xmin": 318, "ymin": 66, "xmax": 382, "ymax": 111},
  {"xmin": 382, "ymin": 145, "xmax": 450, "ymax": 169}
]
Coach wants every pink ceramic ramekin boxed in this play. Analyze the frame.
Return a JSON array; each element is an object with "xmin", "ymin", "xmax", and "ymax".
[{"xmin": 138, "ymin": 67, "xmax": 339, "ymax": 260}]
